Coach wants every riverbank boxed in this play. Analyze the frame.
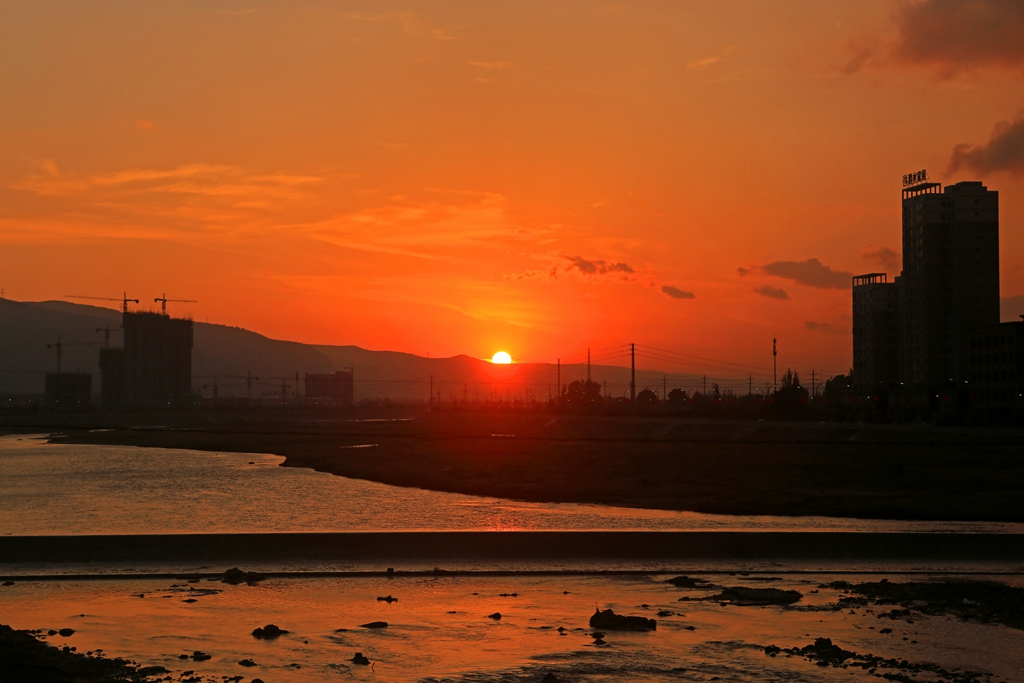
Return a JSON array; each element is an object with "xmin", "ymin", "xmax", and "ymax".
[{"xmin": 25, "ymin": 410, "xmax": 1024, "ymax": 521}]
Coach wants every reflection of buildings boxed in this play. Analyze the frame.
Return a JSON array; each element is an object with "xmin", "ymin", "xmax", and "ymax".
[
  {"xmin": 853, "ymin": 176, "xmax": 1018, "ymax": 418},
  {"xmin": 100, "ymin": 311, "xmax": 193, "ymax": 408},
  {"xmin": 305, "ymin": 371, "xmax": 354, "ymax": 405}
]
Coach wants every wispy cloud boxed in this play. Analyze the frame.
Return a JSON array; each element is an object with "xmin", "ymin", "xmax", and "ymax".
[
  {"xmin": 469, "ymin": 61, "xmax": 512, "ymax": 70},
  {"xmin": 760, "ymin": 258, "xmax": 853, "ymax": 290},
  {"xmin": 753, "ymin": 285, "xmax": 788, "ymax": 300},
  {"xmin": 661, "ymin": 285, "xmax": 695, "ymax": 300},
  {"xmin": 505, "ymin": 252, "xmax": 638, "ymax": 283},
  {"xmin": 12, "ymin": 162, "xmax": 321, "ymax": 204},
  {"xmin": 862, "ymin": 245, "xmax": 901, "ymax": 272},
  {"xmin": 947, "ymin": 112, "xmax": 1024, "ymax": 176},
  {"xmin": 805, "ymin": 320, "xmax": 845, "ymax": 334},
  {"xmin": 842, "ymin": 0, "xmax": 1024, "ymax": 76}
]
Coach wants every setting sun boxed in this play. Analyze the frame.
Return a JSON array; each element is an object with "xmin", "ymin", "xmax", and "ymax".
[{"xmin": 491, "ymin": 351, "xmax": 512, "ymax": 365}]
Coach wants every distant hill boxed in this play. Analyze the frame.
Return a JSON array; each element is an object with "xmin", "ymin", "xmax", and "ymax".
[{"xmin": 0, "ymin": 299, "xmax": 685, "ymax": 400}]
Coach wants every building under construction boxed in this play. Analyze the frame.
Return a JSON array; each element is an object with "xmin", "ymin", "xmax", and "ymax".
[
  {"xmin": 100, "ymin": 310, "xmax": 193, "ymax": 408},
  {"xmin": 305, "ymin": 370, "xmax": 354, "ymax": 405}
]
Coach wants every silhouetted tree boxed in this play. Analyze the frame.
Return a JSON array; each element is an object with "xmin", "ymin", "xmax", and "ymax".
[
  {"xmin": 667, "ymin": 388, "xmax": 688, "ymax": 406},
  {"xmin": 821, "ymin": 371, "xmax": 853, "ymax": 420},
  {"xmin": 769, "ymin": 368, "xmax": 809, "ymax": 419},
  {"xmin": 636, "ymin": 388, "xmax": 658, "ymax": 405},
  {"xmin": 562, "ymin": 379, "xmax": 602, "ymax": 406}
]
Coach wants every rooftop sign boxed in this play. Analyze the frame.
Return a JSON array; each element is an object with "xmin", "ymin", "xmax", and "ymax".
[{"xmin": 903, "ymin": 169, "xmax": 928, "ymax": 187}]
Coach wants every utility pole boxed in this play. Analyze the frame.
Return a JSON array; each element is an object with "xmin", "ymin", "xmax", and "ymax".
[
  {"xmin": 811, "ymin": 369, "xmax": 817, "ymax": 399},
  {"xmin": 295, "ymin": 372, "xmax": 300, "ymax": 399},
  {"xmin": 430, "ymin": 375, "xmax": 433, "ymax": 410},
  {"xmin": 630, "ymin": 343, "xmax": 636, "ymax": 407},
  {"xmin": 772, "ymin": 337, "xmax": 777, "ymax": 393}
]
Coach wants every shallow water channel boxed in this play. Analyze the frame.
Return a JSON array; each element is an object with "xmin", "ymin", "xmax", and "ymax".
[{"xmin": 2, "ymin": 435, "xmax": 1023, "ymax": 536}]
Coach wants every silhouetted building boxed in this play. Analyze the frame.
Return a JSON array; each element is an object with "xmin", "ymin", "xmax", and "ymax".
[
  {"xmin": 123, "ymin": 311, "xmax": 193, "ymax": 406},
  {"xmin": 969, "ymin": 320, "xmax": 1023, "ymax": 422},
  {"xmin": 98, "ymin": 347, "xmax": 125, "ymax": 408},
  {"xmin": 45, "ymin": 372, "xmax": 91, "ymax": 410},
  {"xmin": 852, "ymin": 273, "xmax": 899, "ymax": 393},
  {"xmin": 898, "ymin": 180, "xmax": 999, "ymax": 405},
  {"xmin": 305, "ymin": 371, "xmax": 353, "ymax": 404}
]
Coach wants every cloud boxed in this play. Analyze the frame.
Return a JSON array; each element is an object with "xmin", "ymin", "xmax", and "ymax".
[
  {"xmin": 687, "ymin": 56, "xmax": 722, "ymax": 70},
  {"xmin": 753, "ymin": 285, "xmax": 788, "ymax": 300},
  {"xmin": 761, "ymin": 258, "xmax": 853, "ymax": 290},
  {"xmin": 565, "ymin": 255, "xmax": 633, "ymax": 276},
  {"xmin": 893, "ymin": 0, "xmax": 1024, "ymax": 74},
  {"xmin": 661, "ymin": 285, "xmax": 695, "ymax": 300},
  {"xmin": 947, "ymin": 113, "xmax": 1024, "ymax": 176},
  {"xmin": 469, "ymin": 61, "xmax": 512, "ymax": 70},
  {"xmin": 12, "ymin": 162, "xmax": 321, "ymax": 202},
  {"xmin": 805, "ymin": 321, "xmax": 844, "ymax": 334},
  {"xmin": 505, "ymin": 252, "xmax": 639, "ymax": 283},
  {"xmin": 862, "ymin": 245, "xmax": 901, "ymax": 272},
  {"xmin": 736, "ymin": 267, "xmax": 750, "ymax": 277}
]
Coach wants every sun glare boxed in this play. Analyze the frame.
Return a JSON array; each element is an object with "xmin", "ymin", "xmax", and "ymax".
[{"xmin": 491, "ymin": 351, "xmax": 512, "ymax": 364}]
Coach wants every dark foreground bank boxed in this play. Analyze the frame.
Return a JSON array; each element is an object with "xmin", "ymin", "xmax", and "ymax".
[
  {"xmin": 29, "ymin": 411, "xmax": 1024, "ymax": 521},
  {"xmin": 3, "ymin": 531, "xmax": 1023, "ymax": 564},
  {"xmin": 0, "ymin": 624, "xmax": 162, "ymax": 683}
]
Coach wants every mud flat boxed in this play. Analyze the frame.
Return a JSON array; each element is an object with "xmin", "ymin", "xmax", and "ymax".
[
  {"xmin": 38, "ymin": 410, "xmax": 1024, "ymax": 522},
  {"xmin": 2, "ymin": 572, "xmax": 1023, "ymax": 682}
]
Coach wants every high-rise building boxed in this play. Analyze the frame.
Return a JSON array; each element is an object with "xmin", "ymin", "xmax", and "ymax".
[
  {"xmin": 123, "ymin": 311, "xmax": 193, "ymax": 406},
  {"xmin": 305, "ymin": 371, "xmax": 354, "ymax": 404},
  {"xmin": 851, "ymin": 176, "xmax": 1001, "ymax": 413},
  {"xmin": 98, "ymin": 347, "xmax": 125, "ymax": 407},
  {"xmin": 898, "ymin": 180, "xmax": 999, "ymax": 403},
  {"xmin": 852, "ymin": 273, "xmax": 899, "ymax": 393}
]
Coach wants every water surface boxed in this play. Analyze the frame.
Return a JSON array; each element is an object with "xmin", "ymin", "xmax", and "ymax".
[{"xmin": 2, "ymin": 435, "xmax": 1022, "ymax": 535}]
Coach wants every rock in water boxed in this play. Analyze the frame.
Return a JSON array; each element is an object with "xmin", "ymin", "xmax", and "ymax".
[
  {"xmin": 376, "ymin": 595, "xmax": 398, "ymax": 603},
  {"xmin": 191, "ymin": 651, "xmax": 212, "ymax": 661},
  {"xmin": 360, "ymin": 621, "xmax": 388, "ymax": 629},
  {"xmin": 707, "ymin": 587, "xmax": 802, "ymax": 606},
  {"xmin": 238, "ymin": 659, "xmax": 257, "ymax": 667},
  {"xmin": 487, "ymin": 612, "xmax": 502, "ymax": 620},
  {"xmin": 58, "ymin": 629, "xmax": 75, "ymax": 637},
  {"xmin": 351, "ymin": 652, "xmax": 370, "ymax": 665},
  {"xmin": 589, "ymin": 609, "xmax": 656, "ymax": 631},
  {"xmin": 542, "ymin": 674, "xmax": 562, "ymax": 682},
  {"xmin": 251, "ymin": 624, "xmax": 289, "ymax": 639}
]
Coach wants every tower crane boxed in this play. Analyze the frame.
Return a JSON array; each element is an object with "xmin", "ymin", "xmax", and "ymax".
[
  {"xmin": 154, "ymin": 293, "xmax": 197, "ymax": 315},
  {"xmin": 95, "ymin": 323, "xmax": 122, "ymax": 348},
  {"xmin": 65, "ymin": 292, "xmax": 139, "ymax": 313},
  {"xmin": 47, "ymin": 336, "xmax": 95, "ymax": 374}
]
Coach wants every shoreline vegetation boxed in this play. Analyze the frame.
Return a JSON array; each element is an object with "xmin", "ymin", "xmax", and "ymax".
[{"xmin": 7, "ymin": 408, "xmax": 1023, "ymax": 522}]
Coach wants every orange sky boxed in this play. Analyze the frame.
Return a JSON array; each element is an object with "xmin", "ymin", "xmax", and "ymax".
[{"xmin": 2, "ymin": 0, "xmax": 1022, "ymax": 379}]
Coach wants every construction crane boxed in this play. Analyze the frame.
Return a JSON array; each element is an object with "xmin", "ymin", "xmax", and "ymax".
[
  {"xmin": 201, "ymin": 379, "xmax": 219, "ymax": 400},
  {"xmin": 95, "ymin": 323, "xmax": 121, "ymax": 348},
  {"xmin": 47, "ymin": 336, "xmax": 95, "ymax": 374},
  {"xmin": 154, "ymin": 293, "xmax": 197, "ymax": 315},
  {"xmin": 65, "ymin": 292, "xmax": 139, "ymax": 314}
]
